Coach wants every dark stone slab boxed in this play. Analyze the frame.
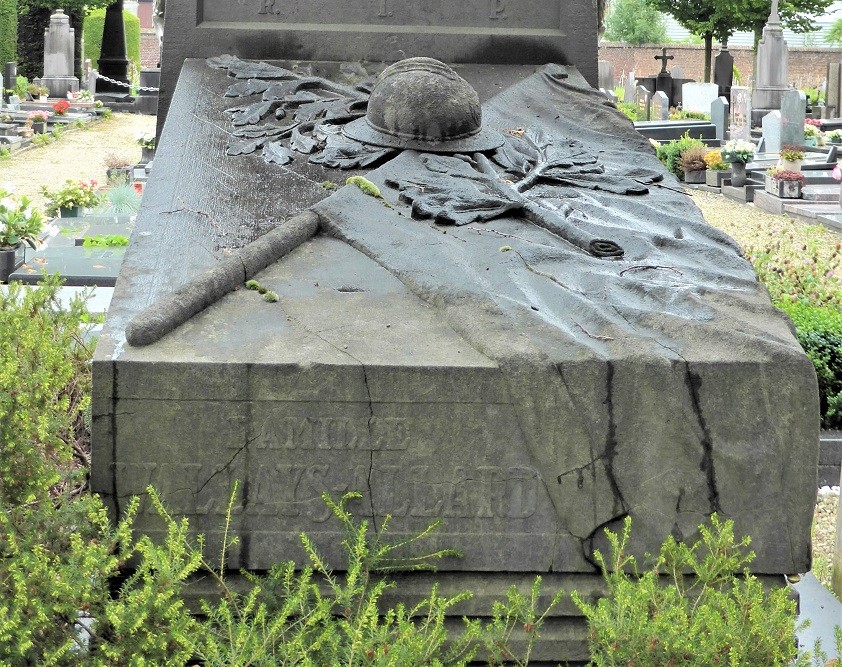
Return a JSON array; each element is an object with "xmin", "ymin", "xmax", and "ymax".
[
  {"xmin": 10, "ymin": 246, "xmax": 125, "ymax": 286},
  {"xmin": 73, "ymin": 223, "xmax": 134, "ymax": 245},
  {"xmin": 158, "ymin": 0, "xmax": 597, "ymax": 130},
  {"xmin": 634, "ymin": 120, "xmax": 716, "ymax": 142}
]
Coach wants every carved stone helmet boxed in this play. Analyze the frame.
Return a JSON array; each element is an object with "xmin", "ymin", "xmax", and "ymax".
[{"xmin": 343, "ymin": 57, "xmax": 504, "ymax": 153}]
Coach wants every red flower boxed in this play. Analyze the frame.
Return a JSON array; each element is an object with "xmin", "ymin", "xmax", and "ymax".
[
  {"xmin": 133, "ymin": 182, "xmax": 143, "ymax": 195},
  {"xmin": 52, "ymin": 100, "xmax": 70, "ymax": 115}
]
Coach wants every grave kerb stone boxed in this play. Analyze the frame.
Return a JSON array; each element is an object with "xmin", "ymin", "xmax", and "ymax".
[{"xmin": 761, "ymin": 110, "xmax": 782, "ymax": 154}]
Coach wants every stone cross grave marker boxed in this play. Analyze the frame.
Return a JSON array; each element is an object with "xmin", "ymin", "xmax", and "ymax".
[
  {"xmin": 780, "ymin": 88, "xmax": 806, "ymax": 147},
  {"xmin": 711, "ymin": 96, "xmax": 730, "ymax": 141},
  {"xmin": 682, "ymin": 82, "xmax": 718, "ymax": 114},
  {"xmin": 762, "ymin": 110, "xmax": 782, "ymax": 154},
  {"xmin": 730, "ymin": 85, "xmax": 752, "ymax": 140},
  {"xmin": 636, "ymin": 84, "xmax": 651, "ymax": 121},
  {"xmin": 650, "ymin": 90, "xmax": 669, "ymax": 120}
]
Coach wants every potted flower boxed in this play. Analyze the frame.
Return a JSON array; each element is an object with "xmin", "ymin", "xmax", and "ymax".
[
  {"xmin": 678, "ymin": 145, "xmax": 707, "ymax": 184},
  {"xmin": 40, "ymin": 179, "xmax": 103, "ymax": 217},
  {"xmin": 764, "ymin": 168, "xmax": 806, "ymax": 199},
  {"xmin": 51, "ymin": 99, "xmax": 70, "ymax": 116},
  {"xmin": 779, "ymin": 145, "xmax": 805, "ymax": 172},
  {"xmin": 804, "ymin": 122, "xmax": 820, "ymax": 147},
  {"xmin": 0, "ymin": 190, "xmax": 44, "ymax": 282},
  {"xmin": 136, "ymin": 131, "xmax": 156, "ymax": 163},
  {"xmin": 25, "ymin": 82, "xmax": 42, "ymax": 101},
  {"xmin": 77, "ymin": 89, "xmax": 93, "ymax": 102},
  {"xmin": 825, "ymin": 129, "xmax": 842, "ymax": 145},
  {"xmin": 104, "ymin": 153, "xmax": 135, "ymax": 183},
  {"xmin": 26, "ymin": 110, "xmax": 48, "ymax": 134},
  {"xmin": 720, "ymin": 139, "xmax": 756, "ymax": 187},
  {"xmin": 703, "ymin": 149, "xmax": 730, "ymax": 187}
]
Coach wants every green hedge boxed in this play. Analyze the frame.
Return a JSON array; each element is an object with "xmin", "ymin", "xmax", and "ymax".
[
  {"xmin": 778, "ymin": 300, "xmax": 842, "ymax": 430},
  {"xmin": 83, "ymin": 8, "xmax": 140, "ymax": 75},
  {"xmin": 0, "ymin": 0, "xmax": 16, "ymax": 72}
]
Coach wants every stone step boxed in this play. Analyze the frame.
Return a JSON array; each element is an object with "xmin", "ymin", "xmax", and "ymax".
[{"xmin": 803, "ymin": 184, "xmax": 840, "ymax": 202}]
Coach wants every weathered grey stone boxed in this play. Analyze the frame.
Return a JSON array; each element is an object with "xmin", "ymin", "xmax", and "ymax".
[
  {"xmin": 711, "ymin": 96, "xmax": 729, "ymax": 141},
  {"xmin": 730, "ymin": 86, "xmax": 751, "ymax": 140},
  {"xmin": 41, "ymin": 9, "xmax": 79, "ymax": 98},
  {"xmin": 781, "ymin": 88, "xmax": 806, "ymax": 147},
  {"xmin": 158, "ymin": 0, "xmax": 598, "ymax": 131},
  {"xmin": 636, "ymin": 84, "xmax": 651, "ymax": 121},
  {"xmin": 752, "ymin": 0, "xmax": 789, "ymax": 120},
  {"xmin": 762, "ymin": 110, "xmax": 782, "ymax": 153},
  {"xmin": 835, "ymin": 466, "xmax": 842, "ymax": 597},
  {"xmin": 598, "ymin": 59, "xmax": 614, "ymax": 90},
  {"xmin": 682, "ymin": 82, "xmax": 718, "ymax": 114},
  {"xmin": 826, "ymin": 62, "xmax": 840, "ymax": 118},
  {"xmin": 650, "ymin": 90, "xmax": 669, "ymax": 120},
  {"xmin": 623, "ymin": 70, "xmax": 635, "ymax": 103}
]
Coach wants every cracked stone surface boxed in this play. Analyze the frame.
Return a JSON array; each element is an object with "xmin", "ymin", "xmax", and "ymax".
[{"xmin": 92, "ymin": 63, "xmax": 818, "ymax": 578}]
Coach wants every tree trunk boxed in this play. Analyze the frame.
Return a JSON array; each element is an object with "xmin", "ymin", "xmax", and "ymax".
[{"xmin": 704, "ymin": 32, "xmax": 712, "ymax": 82}]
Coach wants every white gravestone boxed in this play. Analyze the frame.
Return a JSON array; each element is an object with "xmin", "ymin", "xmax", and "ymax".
[{"xmin": 682, "ymin": 82, "xmax": 719, "ymax": 114}]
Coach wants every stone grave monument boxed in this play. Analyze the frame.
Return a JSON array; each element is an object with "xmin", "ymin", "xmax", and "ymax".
[
  {"xmin": 41, "ymin": 9, "xmax": 79, "ymax": 98},
  {"xmin": 762, "ymin": 110, "xmax": 782, "ymax": 154},
  {"xmin": 598, "ymin": 60, "xmax": 614, "ymax": 91},
  {"xmin": 730, "ymin": 85, "xmax": 752, "ymax": 140},
  {"xmin": 682, "ymin": 82, "xmax": 718, "ymax": 114},
  {"xmin": 635, "ymin": 84, "xmax": 652, "ymax": 121},
  {"xmin": 623, "ymin": 70, "xmax": 635, "ymax": 103},
  {"xmin": 714, "ymin": 46, "xmax": 734, "ymax": 101},
  {"xmin": 781, "ymin": 88, "xmax": 806, "ymax": 147},
  {"xmin": 826, "ymin": 62, "xmax": 840, "ymax": 119},
  {"xmin": 650, "ymin": 90, "xmax": 669, "ymax": 120},
  {"xmin": 752, "ymin": 0, "xmax": 789, "ymax": 124},
  {"xmin": 3, "ymin": 62, "xmax": 14, "ymax": 103},
  {"xmin": 92, "ymin": 1, "xmax": 819, "ymax": 664},
  {"xmin": 711, "ymin": 96, "xmax": 730, "ymax": 141}
]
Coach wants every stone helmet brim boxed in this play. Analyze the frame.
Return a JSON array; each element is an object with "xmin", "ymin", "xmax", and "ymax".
[{"xmin": 343, "ymin": 117, "xmax": 504, "ymax": 153}]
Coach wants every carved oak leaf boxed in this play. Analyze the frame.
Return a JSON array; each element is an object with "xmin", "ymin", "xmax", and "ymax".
[
  {"xmin": 227, "ymin": 138, "xmax": 266, "ymax": 156},
  {"xmin": 309, "ymin": 135, "xmax": 397, "ymax": 169},
  {"xmin": 225, "ymin": 79, "xmax": 274, "ymax": 98},
  {"xmin": 225, "ymin": 101, "xmax": 274, "ymax": 126},
  {"xmin": 233, "ymin": 123, "xmax": 289, "ymax": 139},
  {"xmin": 386, "ymin": 155, "xmax": 522, "ymax": 225},
  {"xmin": 262, "ymin": 142, "xmax": 293, "ymax": 165},
  {"xmin": 290, "ymin": 126, "xmax": 318, "ymax": 154},
  {"xmin": 228, "ymin": 60, "xmax": 297, "ymax": 80}
]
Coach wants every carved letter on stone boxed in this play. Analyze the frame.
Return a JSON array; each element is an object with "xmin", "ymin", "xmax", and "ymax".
[
  {"xmin": 378, "ymin": 0, "xmax": 393, "ymax": 17},
  {"xmin": 257, "ymin": 0, "xmax": 275, "ymax": 14},
  {"xmin": 489, "ymin": 0, "xmax": 508, "ymax": 19}
]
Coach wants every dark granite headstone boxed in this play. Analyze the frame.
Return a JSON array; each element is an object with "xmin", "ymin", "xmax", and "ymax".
[
  {"xmin": 714, "ymin": 47, "xmax": 734, "ymax": 100},
  {"xmin": 96, "ymin": 0, "xmax": 131, "ymax": 94},
  {"xmin": 158, "ymin": 0, "xmax": 598, "ymax": 129},
  {"xmin": 3, "ymin": 62, "xmax": 15, "ymax": 103}
]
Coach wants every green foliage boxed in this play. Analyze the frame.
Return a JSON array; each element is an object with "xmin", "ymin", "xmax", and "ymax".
[
  {"xmin": 603, "ymin": 0, "xmax": 667, "ymax": 44},
  {"xmin": 616, "ymin": 101, "xmax": 643, "ymax": 121},
  {"xmin": 826, "ymin": 17, "xmax": 842, "ymax": 44},
  {"xmin": 97, "ymin": 182, "xmax": 141, "ymax": 214},
  {"xmin": 0, "ymin": 146, "xmax": 9, "ymax": 160},
  {"xmin": 82, "ymin": 8, "xmax": 141, "ymax": 74},
  {"xmin": 346, "ymin": 175, "xmax": 383, "ymax": 198},
  {"xmin": 0, "ymin": 0, "xmax": 17, "ymax": 67},
  {"xmin": 573, "ymin": 514, "xmax": 805, "ymax": 667},
  {"xmin": 14, "ymin": 74, "xmax": 27, "ymax": 98},
  {"xmin": 776, "ymin": 301, "xmax": 842, "ymax": 429},
  {"xmin": 31, "ymin": 132, "xmax": 53, "ymax": 147},
  {"xmin": 0, "ymin": 276, "xmax": 91, "ymax": 506},
  {"xmin": 655, "ymin": 133, "xmax": 705, "ymax": 178},
  {"xmin": 82, "ymin": 234, "xmax": 129, "ymax": 247}
]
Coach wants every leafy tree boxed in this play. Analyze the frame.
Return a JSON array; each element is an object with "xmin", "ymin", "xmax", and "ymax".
[
  {"xmin": 644, "ymin": 0, "xmax": 736, "ymax": 81},
  {"xmin": 603, "ymin": 0, "xmax": 667, "ymax": 45},
  {"xmin": 824, "ymin": 16, "xmax": 842, "ymax": 44},
  {"xmin": 728, "ymin": 0, "xmax": 833, "ymax": 49}
]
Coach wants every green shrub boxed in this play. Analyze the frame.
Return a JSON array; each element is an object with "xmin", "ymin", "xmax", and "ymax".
[
  {"xmin": 0, "ymin": 0, "xmax": 17, "ymax": 67},
  {"xmin": 616, "ymin": 101, "xmax": 642, "ymax": 121},
  {"xmin": 0, "ymin": 276, "xmax": 92, "ymax": 506},
  {"xmin": 14, "ymin": 74, "xmax": 27, "ymax": 99},
  {"xmin": 777, "ymin": 300, "xmax": 842, "ymax": 429},
  {"xmin": 83, "ymin": 8, "xmax": 140, "ymax": 74},
  {"xmin": 655, "ymin": 133, "xmax": 705, "ymax": 178},
  {"xmin": 573, "ymin": 514, "xmax": 806, "ymax": 667}
]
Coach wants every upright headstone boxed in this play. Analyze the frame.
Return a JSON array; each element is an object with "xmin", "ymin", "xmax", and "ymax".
[
  {"xmin": 623, "ymin": 70, "xmax": 636, "ymax": 103},
  {"xmin": 600, "ymin": 88, "xmax": 617, "ymax": 104},
  {"xmin": 41, "ymin": 9, "xmax": 80, "ymax": 99},
  {"xmin": 3, "ymin": 62, "xmax": 14, "ymax": 103},
  {"xmin": 761, "ymin": 110, "xmax": 782, "ymax": 154},
  {"xmin": 780, "ymin": 88, "xmax": 806, "ymax": 147},
  {"xmin": 752, "ymin": 0, "xmax": 789, "ymax": 124},
  {"xmin": 730, "ymin": 86, "xmax": 751, "ymax": 140},
  {"xmin": 636, "ymin": 84, "xmax": 651, "ymax": 121},
  {"xmin": 97, "ymin": 0, "xmax": 131, "ymax": 95},
  {"xmin": 654, "ymin": 47, "xmax": 674, "ymax": 101},
  {"xmin": 682, "ymin": 82, "xmax": 719, "ymax": 114},
  {"xmin": 650, "ymin": 90, "xmax": 669, "ymax": 120},
  {"xmin": 598, "ymin": 59, "xmax": 614, "ymax": 91},
  {"xmin": 826, "ymin": 62, "xmax": 841, "ymax": 119},
  {"xmin": 158, "ymin": 0, "xmax": 599, "ymax": 130},
  {"xmin": 714, "ymin": 47, "xmax": 734, "ymax": 100},
  {"xmin": 711, "ymin": 96, "xmax": 729, "ymax": 141},
  {"xmin": 671, "ymin": 66, "xmax": 684, "ymax": 80}
]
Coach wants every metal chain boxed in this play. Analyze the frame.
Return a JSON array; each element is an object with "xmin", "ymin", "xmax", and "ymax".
[{"xmin": 93, "ymin": 72, "xmax": 160, "ymax": 92}]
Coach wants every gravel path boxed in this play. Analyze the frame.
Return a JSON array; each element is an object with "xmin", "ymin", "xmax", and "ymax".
[
  {"xmin": 0, "ymin": 112, "xmax": 156, "ymax": 211},
  {"xmin": 0, "ymin": 112, "xmax": 838, "ymax": 596}
]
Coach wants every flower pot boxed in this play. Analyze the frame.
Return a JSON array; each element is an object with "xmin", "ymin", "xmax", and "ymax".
[
  {"xmin": 804, "ymin": 137, "xmax": 818, "ymax": 147},
  {"xmin": 730, "ymin": 162, "xmax": 747, "ymax": 187},
  {"xmin": 780, "ymin": 159, "xmax": 802, "ymax": 172},
  {"xmin": 683, "ymin": 169, "xmax": 706, "ymax": 184},
  {"xmin": 764, "ymin": 175, "xmax": 802, "ymax": 199},
  {"xmin": 140, "ymin": 146, "xmax": 156, "ymax": 164},
  {"xmin": 59, "ymin": 205, "xmax": 81, "ymax": 218},
  {"xmin": 0, "ymin": 243, "xmax": 25, "ymax": 282},
  {"xmin": 706, "ymin": 169, "xmax": 729, "ymax": 187},
  {"xmin": 32, "ymin": 122, "xmax": 46, "ymax": 134}
]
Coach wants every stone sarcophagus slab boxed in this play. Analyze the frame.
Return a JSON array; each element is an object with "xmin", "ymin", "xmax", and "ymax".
[{"xmin": 92, "ymin": 48, "xmax": 818, "ymax": 665}]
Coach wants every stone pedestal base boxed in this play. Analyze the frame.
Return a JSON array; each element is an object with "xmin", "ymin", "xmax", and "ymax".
[{"xmin": 42, "ymin": 76, "xmax": 79, "ymax": 99}]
